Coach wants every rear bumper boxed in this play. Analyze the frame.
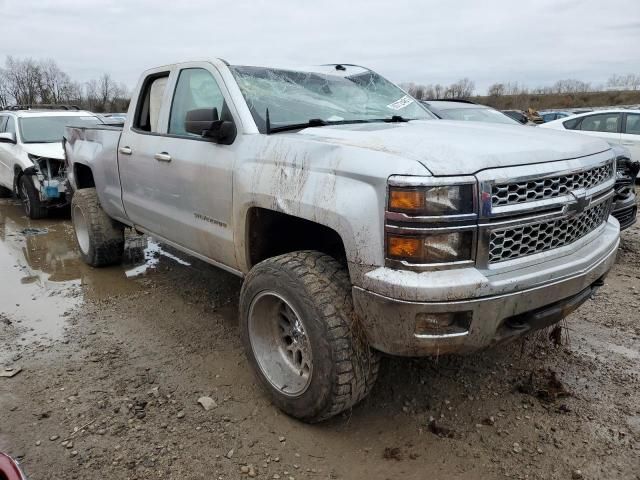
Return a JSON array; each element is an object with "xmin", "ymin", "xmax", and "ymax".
[{"xmin": 353, "ymin": 219, "xmax": 619, "ymax": 356}]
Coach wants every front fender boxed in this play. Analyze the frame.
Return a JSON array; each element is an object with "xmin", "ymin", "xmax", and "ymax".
[{"xmin": 233, "ymin": 135, "xmax": 429, "ymax": 280}]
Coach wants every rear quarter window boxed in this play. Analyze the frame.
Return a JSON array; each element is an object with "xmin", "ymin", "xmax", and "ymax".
[
  {"xmin": 133, "ymin": 72, "xmax": 170, "ymax": 133},
  {"xmin": 562, "ymin": 117, "xmax": 582, "ymax": 130}
]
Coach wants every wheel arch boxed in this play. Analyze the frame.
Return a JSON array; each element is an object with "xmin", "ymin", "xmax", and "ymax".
[{"xmin": 244, "ymin": 207, "xmax": 348, "ymax": 270}]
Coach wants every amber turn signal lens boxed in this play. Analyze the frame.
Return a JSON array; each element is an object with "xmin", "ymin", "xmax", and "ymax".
[
  {"xmin": 387, "ymin": 236, "xmax": 422, "ymax": 260},
  {"xmin": 389, "ymin": 189, "xmax": 425, "ymax": 212}
]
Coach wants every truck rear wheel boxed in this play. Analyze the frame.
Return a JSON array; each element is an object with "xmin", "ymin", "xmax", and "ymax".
[
  {"xmin": 19, "ymin": 175, "xmax": 48, "ymax": 219},
  {"xmin": 71, "ymin": 188, "xmax": 124, "ymax": 267},
  {"xmin": 240, "ymin": 250, "xmax": 380, "ymax": 423}
]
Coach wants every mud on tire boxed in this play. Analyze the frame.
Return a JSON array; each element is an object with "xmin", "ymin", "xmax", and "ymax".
[
  {"xmin": 240, "ymin": 250, "xmax": 380, "ymax": 423},
  {"xmin": 71, "ymin": 188, "xmax": 124, "ymax": 267}
]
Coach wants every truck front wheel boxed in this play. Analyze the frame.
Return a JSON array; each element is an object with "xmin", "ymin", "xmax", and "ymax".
[
  {"xmin": 71, "ymin": 188, "xmax": 124, "ymax": 267},
  {"xmin": 240, "ymin": 250, "xmax": 380, "ymax": 423}
]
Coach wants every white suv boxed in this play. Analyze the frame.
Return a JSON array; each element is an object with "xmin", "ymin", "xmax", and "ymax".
[{"xmin": 0, "ymin": 107, "xmax": 103, "ymax": 218}]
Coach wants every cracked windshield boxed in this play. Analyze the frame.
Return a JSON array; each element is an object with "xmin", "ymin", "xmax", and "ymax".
[{"xmin": 231, "ymin": 65, "xmax": 434, "ymax": 130}]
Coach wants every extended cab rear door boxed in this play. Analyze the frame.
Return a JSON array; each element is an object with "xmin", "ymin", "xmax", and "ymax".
[{"xmin": 118, "ymin": 62, "xmax": 238, "ymax": 269}]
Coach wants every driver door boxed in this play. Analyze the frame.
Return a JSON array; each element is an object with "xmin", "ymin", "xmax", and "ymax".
[{"xmin": 119, "ymin": 63, "xmax": 237, "ymax": 268}]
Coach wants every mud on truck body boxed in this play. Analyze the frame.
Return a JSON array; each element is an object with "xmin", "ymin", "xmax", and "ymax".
[{"xmin": 64, "ymin": 60, "xmax": 620, "ymax": 422}]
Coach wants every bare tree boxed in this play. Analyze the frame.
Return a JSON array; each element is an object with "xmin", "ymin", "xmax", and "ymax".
[
  {"xmin": 38, "ymin": 59, "xmax": 74, "ymax": 104},
  {"xmin": 444, "ymin": 78, "xmax": 475, "ymax": 99},
  {"xmin": 4, "ymin": 56, "xmax": 43, "ymax": 105},
  {"xmin": 487, "ymin": 83, "xmax": 505, "ymax": 97}
]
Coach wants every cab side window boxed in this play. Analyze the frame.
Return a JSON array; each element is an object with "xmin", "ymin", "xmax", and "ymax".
[
  {"xmin": 169, "ymin": 68, "xmax": 226, "ymax": 137},
  {"xmin": 625, "ymin": 114, "xmax": 640, "ymax": 135},
  {"xmin": 133, "ymin": 73, "xmax": 170, "ymax": 133},
  {"xmin": 579, "ymin": 113, "xmax": 620, "ymax": 133},
  {"xmin": 0, "ymin": 115, "xmax": 7, "ymax": 132}
]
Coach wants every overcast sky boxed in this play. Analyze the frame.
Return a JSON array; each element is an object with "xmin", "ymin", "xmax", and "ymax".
[{"xmin": 2, "ymin": 0, "xmax": 639, "ymax": 94}]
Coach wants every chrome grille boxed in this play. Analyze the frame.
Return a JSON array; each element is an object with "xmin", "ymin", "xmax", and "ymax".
[
  {"xmin": 491, "ymin": 161, "xmax": 614, "ymax": 207},
  {"xmin": 489, "ymin": 199, "xmax": 612, "ymax": 263}
]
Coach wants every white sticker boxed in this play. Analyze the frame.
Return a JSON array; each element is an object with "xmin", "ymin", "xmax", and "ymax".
[{"xmin": 387, "ymin": 95, "xmax": 414, "ymax": 111}]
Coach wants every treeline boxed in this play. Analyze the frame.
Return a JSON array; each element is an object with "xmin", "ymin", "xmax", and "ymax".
[
  {"xmin": 401, "ymin": 78, "xmax": 475, "ymax": 100},
  {"xmin": 479, "ymin": 77, "xmax": 640, "ymax": 110},
  {"xmin": 0, "ymin": 56, "xmax": 129, "ymax": 113},
  {"xmin": 403, "ymin": 74, "xmax": 640, "ymax": 110}
]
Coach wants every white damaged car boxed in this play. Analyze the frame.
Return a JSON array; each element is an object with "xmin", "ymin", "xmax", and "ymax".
[{"xmin": 0, "ymin": 108, "xmax": 103, "ymax": 218}]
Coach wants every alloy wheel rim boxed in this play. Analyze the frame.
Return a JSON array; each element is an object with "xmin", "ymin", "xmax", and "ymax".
[
  {"xmin": 73, "ymin": 204, "xmax": 90, "ymax": 255},
  {"xmin": 248, "ymin": 291, "xmax": 313, "ymax": 397},
  {"xmin": 20, "ymin": 181, "xmax": 30, "ymax": 215}
]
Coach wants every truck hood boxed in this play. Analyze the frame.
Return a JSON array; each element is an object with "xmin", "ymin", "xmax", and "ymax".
[
  {"xmin": 297, "ymin": 120, "xmax": 611, "ymax": 175},
  {"xmin": 22, "ymin": 142, "xmax": 64, "ymax": 161}
]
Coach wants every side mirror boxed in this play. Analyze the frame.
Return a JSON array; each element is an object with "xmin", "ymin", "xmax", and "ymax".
[
  {"xmin": 184, "ymin": 108, "xmax": 236, "ymax": 145},
  {"xmin": 0, "ymin": 132, "xmax": 16, "ymax": 144}
]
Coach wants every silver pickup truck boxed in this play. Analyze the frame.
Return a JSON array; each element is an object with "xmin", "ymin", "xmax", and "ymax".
[{"xmin": 64, "ymin": 60, "xmax": 620, "ymax": 422}]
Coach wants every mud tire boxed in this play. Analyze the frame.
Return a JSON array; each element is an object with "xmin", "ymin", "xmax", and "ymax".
[
  {"xmin": 240, "ymin": 250, "xmax": 380, "ymax": 423},
  {"xmin": 71, "ymin": 188, "xmax": 124, "ymax": 267},
  {"xmin": 19, "ymin": 175, "xmax": 48, "ymax": 219}
]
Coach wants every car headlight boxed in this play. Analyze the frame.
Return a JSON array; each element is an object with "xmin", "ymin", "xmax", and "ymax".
[
  {"xmin": 388, "ymin": 184, "xmax": 475, "ymax": 216},
  {"xmin": 386, "ymin": 178, "xmax": 477, "ymax": 268},
  {"xmin": 387, "ymin": 230, "xmax": 474, "ymax": 264}
]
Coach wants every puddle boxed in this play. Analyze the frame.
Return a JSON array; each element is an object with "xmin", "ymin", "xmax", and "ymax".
[
  {"xmin": 0, "ymin": 199, "xmax": 190, "ymax": 362},
  {"xmin": 125, "ymin": 238, "xmax": 191, "ymax": 278}
]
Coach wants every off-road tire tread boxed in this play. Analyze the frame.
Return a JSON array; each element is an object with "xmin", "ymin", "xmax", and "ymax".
[
  {"xmin": 71, "ymin": 188, "xmax": 124, "ymax": 267},
  {"xmin": 240, "ymin": 250, "xmax": 380, "ymax": 423}
]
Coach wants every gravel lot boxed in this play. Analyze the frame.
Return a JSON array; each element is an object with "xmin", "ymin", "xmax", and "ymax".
[{"xmin": 1, "ymin": 196, "xmax": 639, "ymax": 480}]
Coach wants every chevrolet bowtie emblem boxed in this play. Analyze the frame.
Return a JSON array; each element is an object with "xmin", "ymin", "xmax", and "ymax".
[{"xmin": 566, "ymin": 190, "xmax": 591, "ymax": 217}]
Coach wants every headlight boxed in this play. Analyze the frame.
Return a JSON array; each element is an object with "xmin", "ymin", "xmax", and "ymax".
[
  {"xmin": 388, "ymin": 184, "xmax": 475, "ymax": 216},
  {"xmin": 386, "ymin": 230, "xmax": 474, "ymax": 264},
  {"xmin": 386, "ymin": 177, "xmax": 478, "ymax": 268}
]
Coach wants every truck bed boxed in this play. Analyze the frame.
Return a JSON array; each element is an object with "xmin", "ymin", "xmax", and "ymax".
[{"xmin": 64, "ymin": 124, "xmax": 128, "ymax": 222}]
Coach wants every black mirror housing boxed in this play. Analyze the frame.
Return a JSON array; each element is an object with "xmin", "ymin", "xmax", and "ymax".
[
  {"xmin": 184, "ymin": 107, "xmax": 219, "ymax": 135},
  {"xmin": 204, "ymin": 120, "xmax": 237, "ymax": 145},
  {"xmin": 184, "ymin": 108, "xmax": 236, "ymax": 145}
]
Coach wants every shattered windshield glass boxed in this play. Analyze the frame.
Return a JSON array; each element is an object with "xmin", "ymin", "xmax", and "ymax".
[{"xmin": 230, "ymin": 65, "xmax": 434, "ymax": 132}]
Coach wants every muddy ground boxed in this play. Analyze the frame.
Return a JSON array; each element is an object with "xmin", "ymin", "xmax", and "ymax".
[{"xmin": 0, "ymin": 196, "xmax": 639, "ymax": 480}]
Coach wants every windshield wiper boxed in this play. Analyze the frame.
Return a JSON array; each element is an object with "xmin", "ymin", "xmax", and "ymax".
[
  {"xmin": 384, "ymin": 115, "xmax": 410, "ymax": 122},
  {"xmin": 264, "ymin": 108, "xmax": 413, "ymax": 134},
  {"xmin": 267, "ymin": 118, "xmax": 329, "ymax": 134}
]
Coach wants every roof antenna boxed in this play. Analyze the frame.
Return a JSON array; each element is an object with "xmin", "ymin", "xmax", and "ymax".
[{"xmin": 265, "ymin": 108, "xmax": 271, "ymax": 134}]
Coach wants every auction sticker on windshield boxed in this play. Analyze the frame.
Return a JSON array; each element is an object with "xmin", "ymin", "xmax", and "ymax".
[{"xmin": 387, "ymin": 95, "xmax": 414, "ymax": 111}]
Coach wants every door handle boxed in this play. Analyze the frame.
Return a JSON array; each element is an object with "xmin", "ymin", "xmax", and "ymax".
[
  {"xmin": 118, "ymin": 146, "xmax": 132, "ymax": 155},
  {"xmin": 154, "ymin": 152, "xmax": 172, "ymax": 162},
  {"xmin": 621, "ymin": 142, "xmax": 635, "ymax": 146}
]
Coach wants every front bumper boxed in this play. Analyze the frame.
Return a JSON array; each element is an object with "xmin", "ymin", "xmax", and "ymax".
[
  {"xmin": 353, "ymin": 218, "xmax": 620, "ymax": 356},
  {"xmin": 612, "ymin": 195, "xmax": 637, "ymax": 231}
]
